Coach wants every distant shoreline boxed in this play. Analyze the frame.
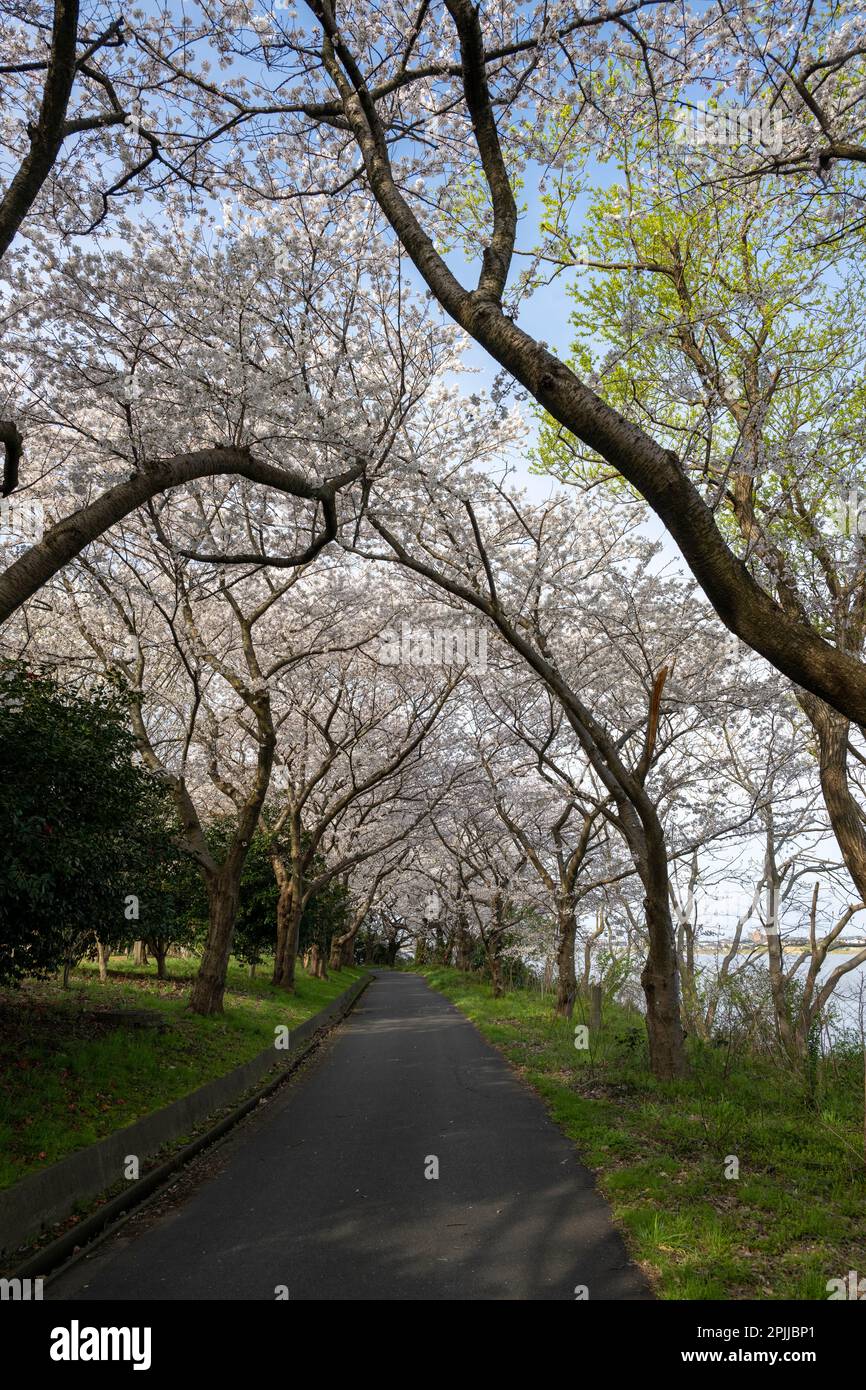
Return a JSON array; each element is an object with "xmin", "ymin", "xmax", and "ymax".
[{"xmin": 697, "ymin": 944, "xmax": 866, "ymax": 956}]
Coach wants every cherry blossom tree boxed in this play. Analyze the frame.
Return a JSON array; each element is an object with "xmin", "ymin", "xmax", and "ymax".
[
  {"xmin": 262, "ymin": 613, "xmax": 465, "ymax": 990},
  {"xmin": 538, "ymin": 171, "xmax": 866, "ymax": 924},
  {"xmin": 158, "ymin": 0, "xmax": 866, "ymax": 724},
  {"xmin": 348, "ymin": 474, "xmax": 708, "ymax": 1074},
  {"xmin": 1, "ymin": 180, "xmax": 503, "ymax": 614}
]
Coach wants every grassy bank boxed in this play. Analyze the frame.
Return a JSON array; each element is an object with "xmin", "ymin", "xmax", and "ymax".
[
  {"xmin": 0, "ymin": 956, "xmax": 362, "ymax": 1190},
  {"xmin": 421, "ymin": 966, "xmax": 866, "ymax": 1300}
]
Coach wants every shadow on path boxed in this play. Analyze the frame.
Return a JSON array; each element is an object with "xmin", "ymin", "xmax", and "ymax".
[{"xmin": 49, "ymin": 971, "xmax": 652, "ymax": 1301}]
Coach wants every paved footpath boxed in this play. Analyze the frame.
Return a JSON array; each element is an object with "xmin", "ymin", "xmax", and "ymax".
[{"xmin": 49, "ymin": 972, "xmax": 651, "ymax": 1301}]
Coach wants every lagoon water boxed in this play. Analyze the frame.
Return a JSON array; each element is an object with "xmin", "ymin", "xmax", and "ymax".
[{"xmin": 694, "ymin": 949, "xmax": 866, "ymax": 1035}]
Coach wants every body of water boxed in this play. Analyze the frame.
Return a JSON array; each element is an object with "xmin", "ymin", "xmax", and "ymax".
[{"xmin": 694, "ymin": 948, "xmax": 866, "ymax": 1035}]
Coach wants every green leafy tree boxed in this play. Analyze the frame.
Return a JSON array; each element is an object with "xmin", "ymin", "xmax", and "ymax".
[
  {"xmin": 534, "ymin": 146, "xmax": 866, "ymax": 913},
  {"xmin": 0, "ymin": 662, "xmax": 176, "ymax": 985},
  {"xmin": 180, "ymin": 817, "xmax": 350, "ymax": 974}
]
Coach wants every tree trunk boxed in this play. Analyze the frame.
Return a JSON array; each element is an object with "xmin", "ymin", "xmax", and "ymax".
[
  {"xmin": 803, "ymin": 699, "xmax": 866, "ymax": 900},
  {"xmin": 483, "ymin": 922, "xmax": 506, "ymax": 998},
  {"xmin": 132, "ymin": 939, "xmax": 148, "ymax": 967},
  {"xmin": 455, "ymin": 914, "xmax": 472, "ymax": 972},
  {"xmin": 272, "ymin": 889, "xmax": 303, "ymax": 991},
  {"xmin": 283, "ymin": 898, "xmax": 304, "ymax": 989},
  {"xmin": 590, "ymin": 983, "xmax": 603, "ymax": 1034},
  {"xmin": 95, "ymin": 939, "xmax": 109, "ymax": 982},
  {"xmin": 677, "ymin": 924, "xmax": 704, "ymax": 1038},
  {"xmin": 489, "ymin": 951, "xmax": 504, "ymax": 998},
  {"xmin": 272, "ymin": 881, "xmax": 295, "ymax": 987},
  {"xmin": 152, "ymin": 940, "xmax": 168, "ymax": 981},
  {"xmin": 189, "ymin": 874, "xmax": 240, "ymax": 1015},
  {"xmin": 767, "ymin": 948, "xmax": 798, "ymax": 1058},
  {"xmin": 306, "ymin": 942, "xmax": 329, "ymax": 979},
  {"xmin": 328, "ymin": 942, "xmax": 344, "ymax": 971},
  {"xmin": 330, "ymin": 920, "xmax": 360, "ymax": 971},
  {"xmin": 555, "ymin": 907, "xmax": 578, "ymax": 1017},
  {"xmin": 582, "ymin": 907, "xmax": 606, "ymax": 994},
  {"xmin": 271, "ymin": 849, "xmax": 293, "ymax": 986},
  {"xmin": 271, "ymin": 835, "xmax": 304, "ymax": 991},
  {"xmin": 639, "ymin": 842, "xmax": 687, "ymax": 1079},
  {"xmin": 434, "ymin": 922, "xmax": 453, "ymax": 965},
  {"xmin": 766, "ymin": 912, "xmax": 799, "ymax": 1060}
]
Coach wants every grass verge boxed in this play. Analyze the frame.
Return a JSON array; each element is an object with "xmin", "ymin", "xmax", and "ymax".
[
  {"xmin": 0, "ymin": 955, "xmax": 362, "ymax": 1190},
  {"xmin": 421, "ymin": 966, "xmax": 866, "ymax": 1300}
]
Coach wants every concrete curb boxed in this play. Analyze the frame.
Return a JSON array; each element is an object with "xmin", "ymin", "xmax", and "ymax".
[{"xmin": 2, "ymin": 971, "xmax": 371, "ymax": 1269}]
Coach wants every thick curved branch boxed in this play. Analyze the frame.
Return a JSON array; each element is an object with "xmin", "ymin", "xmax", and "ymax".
[
  {"xmin": 312, "ymin": 7, "xmax": 866, "ymax": 726},
  {"xmin": 0, "ymin": 446, "xmax": 360, "ymax": 625},
  {"xmin": 0, "ymin": 0, "xmax": 81, "ymax": 261},
  {"xmin": 177, "ymin": 493, "xmax": 339, "ymax": 569},
  {"xmin": 444, "ymin": 0, "xmax": 516, "ymax": 301}
]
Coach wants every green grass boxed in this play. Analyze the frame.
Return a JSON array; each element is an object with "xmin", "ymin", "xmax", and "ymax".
[
  {"xmin": 0, "ymin": 955, "xmax": 363, "ymax": 1190},
  {"xmin": 421, "ymin": 966, "xmax": 866, "ymax": 1301}
]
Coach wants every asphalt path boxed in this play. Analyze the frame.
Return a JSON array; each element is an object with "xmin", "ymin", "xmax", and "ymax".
[{"xmin": 49, "ymin": 971, "xmax": 651, "ymax": 1301}]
